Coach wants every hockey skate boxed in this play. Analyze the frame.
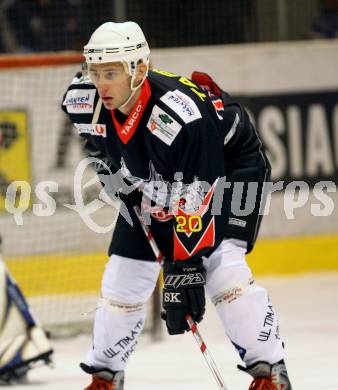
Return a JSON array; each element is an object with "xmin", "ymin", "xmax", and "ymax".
[
  {"xmin": 81, "ymin": 362, "xmax": 125, "ymax": 390},
  {"xmin": 0, "ymin": 260, "xmax": 53, "ymax": 383},
  {"xmin": 238, "ymin": 360, "xmax": 293, "ymax": 390}
]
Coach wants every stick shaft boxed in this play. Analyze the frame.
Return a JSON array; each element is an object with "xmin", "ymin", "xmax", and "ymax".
[
  {"xmin": 133, "ymin": 205, "xmax": 164, "ymax": 263},
  {"xmin": 186, "ymin": 314, "xmax": 228, "ymax": 390}
]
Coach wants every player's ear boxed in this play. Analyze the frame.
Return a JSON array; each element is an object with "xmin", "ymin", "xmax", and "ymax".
[{"xmin": 135, "ymin": 62, "xmax": 148, "ymax": 85}]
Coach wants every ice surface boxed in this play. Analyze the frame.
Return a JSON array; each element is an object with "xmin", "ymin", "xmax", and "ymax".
[{"xmin": 10, "ymin": 273, "xmax": 338, "ymax": 389}]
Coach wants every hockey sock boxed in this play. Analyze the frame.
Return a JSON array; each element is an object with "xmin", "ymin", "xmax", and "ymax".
[
  {"xmin": 85, "ymin": 254, "xmax": 161, "ymax": 372},
  {"xmin": 204, "ymin": 240, "xmax": 285, "ymax": 366}
]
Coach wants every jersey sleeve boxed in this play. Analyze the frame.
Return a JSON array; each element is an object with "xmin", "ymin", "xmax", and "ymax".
[
  {"xmin": 61, "ymin": 74, "xmax": 121, "ymax": 193},
  {"xmin": 61, "ymin": 72, "xmax": 97, "ymax": 126},
  {"xmin": 221, "ymin": 100, "xmax": 271, "ymax": 252}
]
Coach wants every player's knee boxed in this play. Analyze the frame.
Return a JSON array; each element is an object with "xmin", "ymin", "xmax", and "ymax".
[
  {"xmin": 98, "ymin": 296, "xmax": 147, "ymax": 315},
  {"xmin": 209, "ymin": 278, "xmax": 262, "ymax": 308}
]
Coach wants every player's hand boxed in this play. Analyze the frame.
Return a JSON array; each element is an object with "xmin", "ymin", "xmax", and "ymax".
[{"xmin": 161, "ymin": 259, "xmax": 206, "ymax": 335}]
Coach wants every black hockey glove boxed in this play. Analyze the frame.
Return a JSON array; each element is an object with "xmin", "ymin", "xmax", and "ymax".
[{"xmin": 162, "ymin": 259, "xmax": 206, "ymax": 335}]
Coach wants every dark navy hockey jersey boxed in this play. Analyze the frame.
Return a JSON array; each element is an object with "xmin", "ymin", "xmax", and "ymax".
[{"xmin": 62, "ymin": 69, "xmax": 270, "ymax": 262}]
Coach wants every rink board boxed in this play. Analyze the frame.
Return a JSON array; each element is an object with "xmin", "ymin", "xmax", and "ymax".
[
  {"xmin": 5, "ymin": 233, "xmax": 338, "ymax": 297},
  {"xmin": 247, "ymin": 233, "xmax": 338, "ymax": 275}
]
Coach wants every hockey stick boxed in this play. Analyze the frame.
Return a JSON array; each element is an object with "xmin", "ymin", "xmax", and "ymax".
[
  {"xmin": 185, "ymin": 314, "xmax": 228, "ymax": 390},
  {"xmin": 132, "ymin": 205, "xmax": 228, "ymax": 390},
  {"xmin": 132, "ymin": 205, "xmax": 164, "ymax": 264}
]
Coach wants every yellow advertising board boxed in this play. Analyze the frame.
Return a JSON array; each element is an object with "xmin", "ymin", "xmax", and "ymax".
[{"xmin": 0, "ymin": 111, "xmax": 31, "ymax": 211}]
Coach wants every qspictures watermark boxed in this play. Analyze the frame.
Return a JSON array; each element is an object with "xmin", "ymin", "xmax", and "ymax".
[{"xmin": 3, "ymin": 157, "xmax": 337, "ymax": 232}]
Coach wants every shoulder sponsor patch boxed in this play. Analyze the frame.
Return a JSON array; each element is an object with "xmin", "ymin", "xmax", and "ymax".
[
  {"xmin": 160, "ymin": 90, "xmax": 202, "ymax": 124},
  {"xmin": 147, "ymin": 105, "xmax": 182, "ymax": 146},
  {"xmin": 74, "ymin": 123, "xmax": 107, "ymax": 137},
  {"xmin": 63, "ymin": 88, "xmax": 96, "ymax": 114}
]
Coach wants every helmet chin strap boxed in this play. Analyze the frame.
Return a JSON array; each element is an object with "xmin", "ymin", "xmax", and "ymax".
[{"xmin": 118, "ymin": 73, "xmax": 146, "ymax": 110}]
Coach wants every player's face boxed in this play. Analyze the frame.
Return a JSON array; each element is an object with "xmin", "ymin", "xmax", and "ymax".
[{"xmin": 88, "ymin": 62, "xmax": 132, "ymax": 110}]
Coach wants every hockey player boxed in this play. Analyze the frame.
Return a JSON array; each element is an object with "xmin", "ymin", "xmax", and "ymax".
[
  {"xmin": 0, "ymin": 236, "xmax": 53, "ymax": 384},
  {"xmin": 62, "ymin": 22, "xmax": 293, "ymax": 390}
]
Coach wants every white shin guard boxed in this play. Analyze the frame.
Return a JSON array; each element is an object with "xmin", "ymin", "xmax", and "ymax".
[
  {"xmin": 204, "ymin": 240, "xmax": 285, "ymax": 367},
  {"xmin": 86, "ymin": 255, "xmax": 161, "ymax": 371}
]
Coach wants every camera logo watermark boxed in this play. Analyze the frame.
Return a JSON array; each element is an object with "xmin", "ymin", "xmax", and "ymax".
[{"xmin": 4, "ymin": 157, "xmax": 337, "ymax": 232}]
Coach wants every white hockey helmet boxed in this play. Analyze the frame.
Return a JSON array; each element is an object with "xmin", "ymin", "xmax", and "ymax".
[{"xmin": 83, "ymin": 21, "xmax": 150, "ymax": 77}]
